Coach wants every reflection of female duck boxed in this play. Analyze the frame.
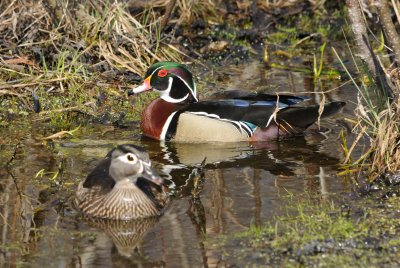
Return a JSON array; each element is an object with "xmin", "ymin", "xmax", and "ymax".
[
  {"xmin": 82, "ymin": 217, "xmax": 159, "ymax": 258},
  {"xmin": 75, "ymin": 144, "xmax": 169, "ymax": 220}
]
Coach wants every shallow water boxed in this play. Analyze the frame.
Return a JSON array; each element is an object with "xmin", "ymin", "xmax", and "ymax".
[{"xmin": 0, "ymin": 59, "xmax": 358, "ymax": 267}]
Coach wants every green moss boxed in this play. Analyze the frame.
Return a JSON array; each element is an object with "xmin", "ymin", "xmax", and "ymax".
[
  {"xmin": 215, "ymin": 195, "xmax": 400, "ymax": 266},
  {"xmin": 266, "ymin": 26, "xmax": 300, "ymax": 47}
]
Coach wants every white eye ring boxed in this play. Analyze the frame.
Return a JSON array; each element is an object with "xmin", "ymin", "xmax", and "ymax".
[{"xmin": 126, "ymin": 153, "xmax": 137, "ymax": 163}]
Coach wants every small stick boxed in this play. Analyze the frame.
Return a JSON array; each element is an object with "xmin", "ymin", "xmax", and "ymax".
[
  {"xmin": 38, "ymin": 101, "xmax": 94, "ymax": 116},
  {"xmin": 160, "ymin": 0, "xmax": 177, "ymax": 32},
  {"xmin": 6, "ymin": 142, "xmax": 23, "ymax": 197}
]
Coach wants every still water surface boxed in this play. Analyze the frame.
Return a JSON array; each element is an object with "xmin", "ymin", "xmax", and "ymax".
[{"xmin": 0, "ymin": 59, "xmax": 357, "ymax": 267}]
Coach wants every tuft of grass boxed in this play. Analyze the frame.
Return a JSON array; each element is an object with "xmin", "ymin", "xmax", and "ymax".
[
  {"xmin": 313, "ymin": 42, "xmax": 327, "ymax": 80},
  {"xmin": 333, "ymin": 40, "xmax": 400, "ymax": 180},
  {"xmin": 368, "ymin": 99, "xmax": 400, "ymax": 176},
  {"xmin": 175, "ymin": 0, "xmax": 220, "ymax": 25}
]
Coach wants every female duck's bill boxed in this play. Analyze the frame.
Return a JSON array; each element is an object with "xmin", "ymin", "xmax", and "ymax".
[{"xmin": 75, "ymin": 144, "xmax": 169, "ymax": 220}]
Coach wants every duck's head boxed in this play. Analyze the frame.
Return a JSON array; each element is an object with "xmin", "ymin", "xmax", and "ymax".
[
  {"xmin": 106, "ymin": 144, "xmax": 164, "ymax": 186},
  {"xmin": 129, "ymin": 62, "xmax": 198, "ymax": 103}
]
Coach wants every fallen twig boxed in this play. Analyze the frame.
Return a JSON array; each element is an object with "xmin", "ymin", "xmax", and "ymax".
[
  {"xmin": 0, "ymin": 77, "xmax": 70, "ymax": 90},
  {"xmin": 6, "ymin": 142, "xmax": 20, "ymax": 167},
  {"xmin": 42, "ymin": 125, "xmax": 80, "ymax": 140},
  {"xmin": 38, "ymin": 101, "xmax": 95, "ymax": 116}
]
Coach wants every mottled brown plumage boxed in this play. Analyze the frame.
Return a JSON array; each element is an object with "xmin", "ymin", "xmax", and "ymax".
[{"xmin": 75, "ymin": 144, "xmax": 169, "ymax": 220}]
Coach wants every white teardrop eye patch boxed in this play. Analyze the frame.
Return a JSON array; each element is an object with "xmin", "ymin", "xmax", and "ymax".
[{"xmin": 125, "ymin": 153, "xmax": 137, "ymax": 163}]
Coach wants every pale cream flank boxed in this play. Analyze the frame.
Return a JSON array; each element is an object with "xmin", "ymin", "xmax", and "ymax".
[{"xmin": 174, "ymin": 113, "xmax": 249, "ymax": 142}]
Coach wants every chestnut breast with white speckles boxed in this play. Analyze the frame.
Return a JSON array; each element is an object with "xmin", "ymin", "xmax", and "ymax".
[{"xmin": 140, "ymin": 99, "xmax": 181, "ymax": 140}]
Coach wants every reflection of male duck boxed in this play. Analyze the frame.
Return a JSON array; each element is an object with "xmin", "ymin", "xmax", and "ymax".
[{"xmin": 148, "ymin": 136, "xmax": 341, "ymax": 173}]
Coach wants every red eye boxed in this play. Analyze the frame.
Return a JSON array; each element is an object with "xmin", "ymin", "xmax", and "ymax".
[{"xmin": 158, "ymin": 69, "xmax": 167, "ymax": 77}]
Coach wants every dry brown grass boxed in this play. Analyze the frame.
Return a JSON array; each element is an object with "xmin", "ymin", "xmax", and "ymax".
[
  {"xmin": 256, "ymin": 0, "xmax": 326, "ymax": 11},
  {"xmin": 0, "ymin": 0, "xmax": 183, "ymax": 125},
  {"xmin": 0, "ymin": 0, "xmax": 180, "ymax": 76},
  {"xmin": 344, "ymin": 86, "xmax": 400, "ymax": 180},
  {"xmin": 368, "ymin": 99, "xmax": 400, "ymax": 176},
  {"xmin": 175, "ymin": 0, "xmax": 220, "ymax": 24},
  {"xmin": 126, "ymin": 0, "xmax": 222, "ymax": 25}
]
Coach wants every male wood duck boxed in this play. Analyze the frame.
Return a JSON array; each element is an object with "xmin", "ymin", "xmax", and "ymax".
[
  {"xmin": 75, "ymin": 144, "xmax": 169, "ymax": 220},
  {"xmin": 129, "ymin": 62, "xmax": 345, "ymax": 142}
]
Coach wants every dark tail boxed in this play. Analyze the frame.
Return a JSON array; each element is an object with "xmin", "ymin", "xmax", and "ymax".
[{"xmin": 276, "ymin": 101, "xmax": 345, "ymax": 129}]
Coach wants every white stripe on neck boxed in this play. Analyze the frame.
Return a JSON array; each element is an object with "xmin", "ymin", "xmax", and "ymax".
[{"xmin": 160, "ymin": 111, "xmax": 178, "ymax": 140}]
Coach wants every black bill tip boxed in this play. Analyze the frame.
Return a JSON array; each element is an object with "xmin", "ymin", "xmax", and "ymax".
[{"xmin": 127, "ymin": 89, "xmax": 135, "ymax": 96}]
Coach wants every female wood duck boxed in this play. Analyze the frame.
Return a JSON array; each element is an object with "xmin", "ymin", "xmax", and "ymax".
[
  {"xmin": 129, "ymin": 62, "xmax": 345, "ymax": 142},
  {"xmin": 75, "ymin": 144, "xmax": 169, "ymax": 220}
]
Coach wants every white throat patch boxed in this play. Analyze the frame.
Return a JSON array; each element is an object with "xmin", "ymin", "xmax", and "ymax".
[{"xmin": 157, "ymin": 77, "xmax": 190, "ymax": 103}]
